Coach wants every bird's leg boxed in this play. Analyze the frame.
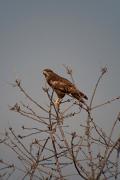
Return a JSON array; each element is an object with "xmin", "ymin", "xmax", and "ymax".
[{"xmin": 54, "ymin": 98, "xmax": 62, "ymax": 109}]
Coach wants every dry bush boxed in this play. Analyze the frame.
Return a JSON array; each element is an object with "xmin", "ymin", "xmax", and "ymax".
[{"xmin": 0, "ymin": 66, "xmax": 120, "ymax": 180}]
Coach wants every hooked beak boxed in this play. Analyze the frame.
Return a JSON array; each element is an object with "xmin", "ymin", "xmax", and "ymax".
[
  {"xmin": 43, "ymin": 70, "xmax": 45, "ymax": 75},
  {"xmin": 43, "ymin": 70, "xmax": 47, "ymax": 77}
]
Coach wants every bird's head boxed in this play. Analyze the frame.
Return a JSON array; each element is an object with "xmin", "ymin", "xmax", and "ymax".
[{"xmin": 43, "ymin": 69, "xmax": 54, "ymax": 80}]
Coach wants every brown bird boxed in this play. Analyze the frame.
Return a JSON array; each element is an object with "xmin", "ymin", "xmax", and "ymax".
[{"xmin": 43, "ymin": 69, "xmax": 88, "ymax": 107}]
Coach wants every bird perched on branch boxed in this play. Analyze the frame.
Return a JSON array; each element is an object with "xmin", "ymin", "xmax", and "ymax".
[{"xmin": 43, "ymin": 69, "xmax": 88, "ymax": 108}]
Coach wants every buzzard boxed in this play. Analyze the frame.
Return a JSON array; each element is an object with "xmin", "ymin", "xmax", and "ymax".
[{"xmin": 43, "ymin": 69, "xmax": 88, "ymax": 107}]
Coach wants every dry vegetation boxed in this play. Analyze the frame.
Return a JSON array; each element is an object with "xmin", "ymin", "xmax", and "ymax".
[{"xmin": 0, "ymin": 66, "xmax": 120, "ymax": 180}]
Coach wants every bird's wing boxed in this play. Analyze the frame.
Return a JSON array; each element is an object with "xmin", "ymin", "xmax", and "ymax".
[
  {"xmin": 49, "ymin": 78, "xmax": 88, "ymax": 100},
  {"xmin": 50, "ymin": 79, "xmax": 72, "ymax": 93}
]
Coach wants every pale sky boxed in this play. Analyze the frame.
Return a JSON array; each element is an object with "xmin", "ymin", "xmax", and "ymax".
[{"xmin": 0, "ymin": 0, "xmax": 120, "ymax": 179}]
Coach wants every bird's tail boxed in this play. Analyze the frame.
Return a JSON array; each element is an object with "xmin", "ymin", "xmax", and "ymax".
[{"xmin": 71, "ymin": 89, "xmax": 88, "ymax": 101}]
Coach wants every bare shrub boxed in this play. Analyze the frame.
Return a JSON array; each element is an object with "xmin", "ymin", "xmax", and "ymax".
[{"xmin": 0, "ymin": 66, "xmax": 120, "ymax": 180}]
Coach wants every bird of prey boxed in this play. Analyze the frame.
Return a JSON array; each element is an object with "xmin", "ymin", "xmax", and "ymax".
[{"xmin": 43, "ymin": 69, "xmax": 88, "ymax": 108}]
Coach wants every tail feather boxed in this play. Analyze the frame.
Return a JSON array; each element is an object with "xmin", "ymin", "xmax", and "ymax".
[{"xmin": 71, "ymin": 90, "xmax": 88, "ymax": 101}]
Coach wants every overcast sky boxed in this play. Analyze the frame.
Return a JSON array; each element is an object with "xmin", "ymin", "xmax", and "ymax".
[{"xmin": 0, "ymin": 1, "xmax": 120, "ymax": 176}]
